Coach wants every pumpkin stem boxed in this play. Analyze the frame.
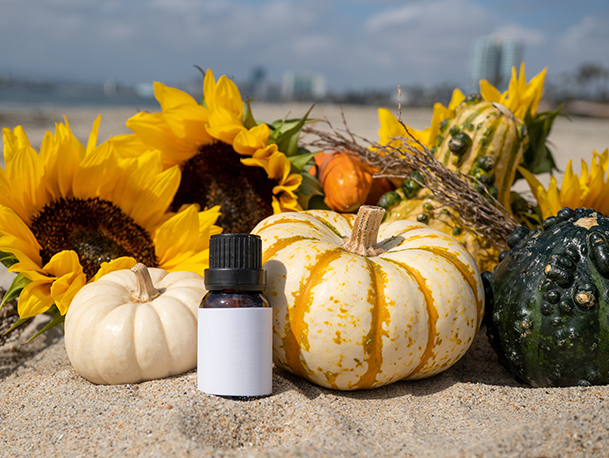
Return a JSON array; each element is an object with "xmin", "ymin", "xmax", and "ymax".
[
  {"xmin": 131, "ymin": 263, "xmax": 161, "ymax": 303},
  {"xmin": 342, "ymin": 205, "xmax": 385, "ymax": 257}
]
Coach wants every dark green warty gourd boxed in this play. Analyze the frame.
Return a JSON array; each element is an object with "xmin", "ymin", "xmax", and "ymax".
[{"xmin": 483, "ymin": 208, "xmax": 609, "ymax": 387}]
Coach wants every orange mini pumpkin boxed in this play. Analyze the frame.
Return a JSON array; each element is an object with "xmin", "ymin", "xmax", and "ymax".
[{"xmin": 315, "ymin": 151, "xmax": 392, "ymax": 213}]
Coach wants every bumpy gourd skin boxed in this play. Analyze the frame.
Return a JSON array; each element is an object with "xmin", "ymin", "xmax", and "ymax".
[{"xmin": 484, "ymin": 207, "xmax": 609, "ymax": 387}]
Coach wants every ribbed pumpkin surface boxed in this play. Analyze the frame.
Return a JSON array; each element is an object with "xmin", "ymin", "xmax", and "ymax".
[
  {"xmin": 252, "ymin": 207, "xmax": 484, "ymax": 390},
  {"xmin": 383, "ymin": 98, "xmax": 529, "ymax": 273},
  {"xmin": 433, "ymin": 99, "xmax": 528, "ymax": 212},
  {"xmin": 386, "ymin": 190, "xmax": 502, "ymax": 273}
]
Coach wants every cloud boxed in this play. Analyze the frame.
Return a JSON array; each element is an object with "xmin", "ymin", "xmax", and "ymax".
[
  {"xmin": 559, "ymin": 15, "xmax": 609, "ymax": 61},
  {"xmin": 365, "ymin": 5, "xmax": 420, "ymax": 32},
  {"xmin": 0, "ymin": 0, "xmax": 607, "ymax": 93},
  {"xmin": 492, "ymin": 24, "xmax": 546, "ymax": 47}
]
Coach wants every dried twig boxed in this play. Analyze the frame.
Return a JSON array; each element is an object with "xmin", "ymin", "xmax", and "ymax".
[{"xmin": 304, "ymin": 117, "xmax": 518, "ymax": 247}]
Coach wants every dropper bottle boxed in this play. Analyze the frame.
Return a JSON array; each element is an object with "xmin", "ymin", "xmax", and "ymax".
[{"xmin": 197, "ymin": 233, "xmax": 272, "ymax": 400}]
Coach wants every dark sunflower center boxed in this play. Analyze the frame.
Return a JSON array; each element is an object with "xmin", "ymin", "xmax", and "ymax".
[
  {"xmin": 170, "ymin": 141, "xmax": 275, "ymax": 233},
  {"xmin": 30, "ymin": 197, "xmax": 158, "ymax": 280}
]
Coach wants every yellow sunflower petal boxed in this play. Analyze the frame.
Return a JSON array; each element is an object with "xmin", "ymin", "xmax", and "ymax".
[
  {"xmin": 2, "ymin": 131, "xmax": 48, "ymax": 223},
  {"xmin": 447, "ymin": 89, "xmax": 466, "ymax": 110},
  {"xmin": 203, "ymin": 69, "xmax": 217, "ymax": 109},
  {"xmin": 212, "ymin": 75, "xmax": 244, "ymax": 119},
  {"xmin": 41, "ymin": 121, "xmax": 84, "ymax": 201},
  {"xmin": 92, "ymin": 257, "xmax": 138, "ymax": 282},
  {"xmin": 0, "ymin": 206, "xmax": 42, "ymax": 263},
  {"xmin": 233, "ymin": 128, "xmax": 266, "ymax": 156},
  {"xmin": 523, "ymin": 67, "xmax": 547, "ymax": 118},
  {"xmin": 125, "ymin": 111, "xmax": 195, "ymax": 167},
  {"xmin": 546, "ymin": 177, "xmax": 562, "ymax": 216},
  {"xmin": 18, "ymin": 280, "xmax": 55, "ymax": 319},
  {"xmin": 72, "ymin": 140, "xmax": 121, "ymax": 200},
  {"xmin": 241, "ymin": 157, "xmax": 268, "ymax": 170},
  {"xmin": 559, "ymin": 161, "xmax": 582, "ymax": 208},
  {"xmin": 579, "ymin": 159, "xmax": 590, "ymax": 189},
  {"xmin": 206, "ymin": 106, "xmax": 246, "ymax": 144},
  {"xmin": 154, "ymin": 81, "xmax": 198, "ymax": 112},
  {"xmin": 112, "ymin": 151, "xmax": 180, "ymax": 230},
  {"xmin": 44, "ymin": 250, "xmax": 87, "ymax": 315},
  {"xmin": 154, "ymin": 205, "xmax": 210, "ymax": 273},
  {"xmin": 111, "ymin": 133, "xmax": 154, "ymax": 158},
  {"xmin": 377, "ymin": 108, "xmax": 407, "ymax": 146},
  {"xmin": 480, "ymin": 80, "xmax": 502, "ymax": 103}
]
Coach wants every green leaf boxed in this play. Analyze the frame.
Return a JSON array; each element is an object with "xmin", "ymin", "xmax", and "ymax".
[
  {"xmin": 297, "ymin": 171, "xmax": 326, "ymax": 210},
  {"xmin": 0, "ymin": 273, "xmax": 31, "ymax": 310},
  {"xmin": 269, "ymin": 105, "xmax": 315, "ymax": 157},
  {"xmin": 242, "ymin": 99, "xmax": 258, "ymax": 130},
  {"xmin": 0, "ymin": 251, "xmax": 18, "ymax": 268},
  {"xmin": 3, "ymin": 317, "xmax": 31, "ymax": 336},
  {"xmin": 306, "ymin": 196, "xmax": 331, "ymax": 210},
  {"xmin": 25, "ymin": 309, "xmax": 65, "ymax": 343},
  {"xmin": 288, "ymin": 151, "xmax": 318, "ymax": 173},
  {"xmin": 515, "ymin": 104, "xmax": 564, "ymax": 181}
]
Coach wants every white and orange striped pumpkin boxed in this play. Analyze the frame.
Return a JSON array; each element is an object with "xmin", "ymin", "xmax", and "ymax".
[{"xmin": 251, "ymin": 205, "xmax": 484, "ymax": 390}]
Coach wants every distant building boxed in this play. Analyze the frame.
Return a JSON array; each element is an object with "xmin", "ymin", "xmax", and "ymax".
[
  {"xmin": 469, "ymin": 36, "xmax": 523, "ymax": 93},
  {"xmin": 281, "ymin": 71, "xmax": 327, "ymax": 101}
]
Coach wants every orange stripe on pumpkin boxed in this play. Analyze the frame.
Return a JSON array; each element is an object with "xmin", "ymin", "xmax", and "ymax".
[
  {"xmin": 354, "ymin": 259, "xmax": 390, "ymax": 389},
  {"xmin": 283, "ymin": 248, "xmax": 344, "ymax": 380}
]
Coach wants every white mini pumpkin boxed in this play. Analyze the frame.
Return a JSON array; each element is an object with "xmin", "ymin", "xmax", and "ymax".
[
  {"xmin": 64, "ymin": 263, "xmax": 206, "ymax": 385},
  {"xmin": 252, "ymin": 205, "xmax": 484, "ymax": 390}
]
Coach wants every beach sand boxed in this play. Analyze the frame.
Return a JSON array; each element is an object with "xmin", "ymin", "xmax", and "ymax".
[{"xmin": 1, "ymin": 103, "xmax": 609, "ymax": 457}]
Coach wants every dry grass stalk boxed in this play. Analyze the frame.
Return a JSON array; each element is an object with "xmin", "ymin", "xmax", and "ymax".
[
  {"xmin": 0, "ymin": 289, "xmax": 31, "ymax": 347},
  {"xmin": 304, "ymin": 116, "xmax": 519, "ymax": 248}
]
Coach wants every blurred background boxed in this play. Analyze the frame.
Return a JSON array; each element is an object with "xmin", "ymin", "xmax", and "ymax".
[{"xmin": 0, "ymin": 0, "xmax": 608, "ymax": 112}]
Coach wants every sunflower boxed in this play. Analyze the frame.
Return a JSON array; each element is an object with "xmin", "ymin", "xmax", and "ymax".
[
  {"xmin": 519, "ymin": 149, "xmax": 609, "ymax": 219},
  {"xmin": 480, "ymin": 63, "xmax": 546, "ymax": 121},
  {"xmin": 0, "ymin": 116, "xmax": 221, "ymax": 332},
  {"xmin": 113, "ymin": 69, "xmax": 306, "ymax": 233}
]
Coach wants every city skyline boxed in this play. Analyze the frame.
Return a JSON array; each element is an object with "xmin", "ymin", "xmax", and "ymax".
[{"xmin": 1, "ymin": 0, "xmax": 608, "ymax": 94}]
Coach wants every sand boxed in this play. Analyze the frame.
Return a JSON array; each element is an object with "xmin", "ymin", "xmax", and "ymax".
[{"xmin": 1, "ymin": 103, "xmax": 609, "ymax": 457}]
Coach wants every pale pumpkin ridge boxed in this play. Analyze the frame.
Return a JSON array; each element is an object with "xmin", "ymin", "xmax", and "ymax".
[
  {"xmin": 310, "ymin": 215, "xmax": 344, "ymax": 238},
  {"xmin": 253, "ymin": 213, "xmax": 332, "ymax": 238},
  {"xmin": 255, "ymin": 216, "xmax": 314, "ymax": 234},
  {"xmin": 261, "ymin": 235, "xmax": 310, "ymax": 264},
  {"xmin": 283, "ymin": 248, "xmax": 344, "ymax": 379},
  {"xmin": 355, "ymin": 258, "xmax": 389, "ymax": 389},
  {"xmin": 384, "ymin": 258, "xmax": 438, "ymax": 378},
  {"xmin": 415, "ymin": 245, "xmax": 483, "ymax": 329}
]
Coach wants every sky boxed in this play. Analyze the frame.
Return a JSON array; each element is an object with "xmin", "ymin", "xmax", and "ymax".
[{"xmin": 1, "ymin": 0, "xmax": 608, "ymax": 93}]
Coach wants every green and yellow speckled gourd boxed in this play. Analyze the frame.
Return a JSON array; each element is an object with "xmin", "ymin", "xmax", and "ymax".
[
  {"xmin": 381, "ymin": 95, "xmax": 529, "ymax": 273},
  {"xmin": 251, "ymin": 205, "xmax": 484, "ymax": 390},
  {"xmin": 484, "ymin": 208, "xmax": 609, "ymax": 387}
]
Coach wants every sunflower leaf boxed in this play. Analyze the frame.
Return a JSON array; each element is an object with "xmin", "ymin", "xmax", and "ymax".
[
  {"xmin": 289, "ymin": 151, "xmax": 317, "ymax": 173},
  {"xmin": 0, "ymin": 274, "xmax": 30, "ymax": 311},
  {"xmin": 24, "ymin": 308, "xmax": 65, "ymax": 343},
  {"xmin": 3, "ymin": 317, "xmax": 31, "ymax": 336},
  {"xmin": 0, "ymin": 251, "xmax": 18, "ymax": 268},
  {"xmin": 270, "ymin": 105, "xmax": 315, "ymax": 157},
  {"xmin": 515, "ymin": 104, "xmax": 563, "ymax": 181},
  {"xmin": 297, "ymin": 171, "xmax": 327, "ymax": 210}
]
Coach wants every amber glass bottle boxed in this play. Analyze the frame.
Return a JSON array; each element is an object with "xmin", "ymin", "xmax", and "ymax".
[{"xmin": 197, "ymin": 233, "xmax": 272, "ymax": 400}]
